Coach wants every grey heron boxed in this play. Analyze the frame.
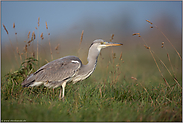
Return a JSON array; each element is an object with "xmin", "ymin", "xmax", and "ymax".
[{"xmin": 22, "ymin": 39, "xmax": 122, "ymax": 100}]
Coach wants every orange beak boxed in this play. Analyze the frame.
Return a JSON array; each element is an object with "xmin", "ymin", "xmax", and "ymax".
[{"xmin": 105, "ymin": 42, "xmax": 123, "ymax": 46}]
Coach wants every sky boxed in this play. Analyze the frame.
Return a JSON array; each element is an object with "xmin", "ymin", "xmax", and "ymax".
[{"xmin": 1, "ymin": 1, "xmax": 182, "ymax": 44}]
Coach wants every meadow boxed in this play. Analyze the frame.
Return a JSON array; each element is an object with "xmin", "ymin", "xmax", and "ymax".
[{"xmin": 1, "ymin": 19, "xmax": 182, "ymax": 122}]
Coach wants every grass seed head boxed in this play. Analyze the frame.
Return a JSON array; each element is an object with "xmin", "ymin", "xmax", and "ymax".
[
  {"xmin": 113, "ymin": 53, "xmax": 116, "ymax": 59},
  {"xmin": 45, "ymin": 22, "xmax": 48, "ymax": 29},
  {"xmin": 119, "ymin": 52, "xmax": 123, "ymax": 60},
  {"xmin": 80, "ymin": 30, "xmax": 84, "ymax": 45},
  {"xmin": 40, "ymin": 33, "xmax": 44, "ymax": 40},
  {"xmin": 55, "ymin": 44, "xmax": 60, "ymax": 50},
  {"xmin": 16, "ymin": 47, "xmax": 19, "ymax": 54},
  {"xmin": 131, "ymin": 77, "xmax": 137, "ymax": 80},
  {"xmin": 31, "ymin": 31, "xmax": 36, "ymax": 40},
  {"xmin": 13, "ymin": 23, "xmax": 15, "ymax": 28},
  {"xmin": 110, "ymin": 34, "xmax": 114, "ymax": 42},
  {"xmin": 28, "ymin": 40, "xmax": 32, "ymax": 45},
  {"xmin": 161, "ymin": 42, "xmax": 164, "ymax": 48},
  {"xmin": 144, "ymin": 45, "xmax": 150, "ymax": 49},
  {"xmin": 28, "ymin": 31, "xmax": 30, "ymax": 39},
  {"xmin": 3, "ymin": 24, "xmax": 9, "ymax": 34},
  {"xmin": 33, "ymin": 32, "xmax": 36, "ymax": 39},
  {"xmin": 24, "ymin": 45, "xmax": 28, "ymax": 52},
  {"xmin": 132, "ymin": 33, "xmax": 141, "ymax": 37},
  {"xmin": 146, "ymin": 20, "xmax": 153, "ymax": 24},
  {"xmin": 38, "ymin": 17, "xmax": 40, "ymax": 27}
]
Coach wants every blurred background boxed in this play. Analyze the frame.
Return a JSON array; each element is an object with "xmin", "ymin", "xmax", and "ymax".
[{"xmin": 1, "ymin": 1, "xmax": 182, "ymax": 77}]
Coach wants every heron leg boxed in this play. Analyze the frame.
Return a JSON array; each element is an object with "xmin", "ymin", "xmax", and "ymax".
[
  {"xmin": 59, "ymin": 87, "xmax": 62, "ymax": 100},
  {"xmin": 59, "ymin": 82, "xmax": 66, "ymax": 101}
]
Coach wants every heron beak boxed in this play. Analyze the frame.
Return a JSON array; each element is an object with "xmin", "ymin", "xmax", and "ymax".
[{"xmin": 105, "ymin": 42, "xmax": 123, "ymax": 47}]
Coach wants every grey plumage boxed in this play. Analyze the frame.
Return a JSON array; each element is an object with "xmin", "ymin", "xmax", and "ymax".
[
  {"xmin": 22, "ymin": 39, "xmax": 122, "ymax": 100},
  {"xmin": 22, "ymin": 56, "xmax": 81, "ymax": 87}
]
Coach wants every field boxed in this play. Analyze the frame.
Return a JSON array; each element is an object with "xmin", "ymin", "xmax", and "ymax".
[{"xmin": 1, "ymin": 20, "xmax": 182, "ymax": 122}]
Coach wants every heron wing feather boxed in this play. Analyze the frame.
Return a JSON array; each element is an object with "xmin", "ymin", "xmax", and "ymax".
[{"xmin": 22, "ymin": 56, "xmax": 82, "ymax": 87}]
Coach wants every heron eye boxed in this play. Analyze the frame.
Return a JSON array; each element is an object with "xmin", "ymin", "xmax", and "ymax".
[{"xmin": 100, "ymin": 42, "xmax": 104, "ymax": 45}]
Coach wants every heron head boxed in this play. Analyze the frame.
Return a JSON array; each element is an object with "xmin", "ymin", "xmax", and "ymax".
[{"xmin": 90, "ymin": 39, "xmax": 123, "ymax": 51}]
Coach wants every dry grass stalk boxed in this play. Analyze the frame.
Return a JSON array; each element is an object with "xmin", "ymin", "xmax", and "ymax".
[
  {"xmin": 36, "ymin": 17, "xmax": 40, "ymax": 61},
  {"xmin": 149, "ymin": 45, "xmax": 170, "ymax": 87},
  {"xmin": 144, "ymin": 45, "xmax": 150, "ymax": 49},
  {"xmin": 24, "ymin": 45, "xmax": 28, "ymax": 52},
  {"xmin": 146, "ymin": 20, "xmax": 182, "ymax": 60},
  {"xmin": 112, "ymin": 53, "xmax": 116, "ymax": 59},
  {"xmin": 16, "ymin": 47, "xmax": 22, "ymax": 62},
  {"xmin": 110, "ymin": 34, "xmax": 114, "ymax": 42},
  {"xmin": 13, "ymin": 23, "xmax": 20, "ymax": 62},
  {"xmin": 161, "ymin": 42, "xmax": 164, "ymax": 48},
  {"xmin": 32, "ymin": 52, "xmax": 35, "ymax": 58},
  {"xmin": 166, "ymin": 53, "xmax": 176, "ymax": 78},
  {"xmin": 40, "ymin": 32, "xmax": 44, "ymax": 40},
  {"xmin": 45, "ymin": 21, "xmax": 48, "ymax": 29},
  {"xmin": 24, "ymin": 44, "xmax": 28, "ymax": 59},
  {"xmin": 110, "ymin": 34, "xmax": 115, "ymax": 62},
  {"xmin": 13, "ymin": 23, "xmax": 20, "ymax": 56},
  {"xmin": 146, "ymin": 20, "xmax": 181, "ymax": 87},
  {"xmin": 146, "ymin": 20, "xmax": 153, "ymax": 25},
  {"xmin": 139, "ymin": 83, "xmax": 154, "ymax": 105},
  {"xmin": 45, "ymin": 21, "xmax": 53, "ymax": 60},
  {"xmin": 80, "ymin": 30, "xmax": 84, "ymax": 45},
  {"xmin": 3, "ymin": 24, "xmax": 8, "ymax": 34},
  {"xmin": 159, "ymin": 59, "xmax": 181, "ymax": 88},
  {"xmin": 150, "ymin": 48, "xmax": 179, "ymax": 88},
  {"xmin": 38, "ymin": 17, "xmax": 40, "ymax": 27},
  {"xmin": 45, "ymin": 59, "xmax": 49, "ymax": 63},
  {"xmin": 119, "ymin": 52, "xmax": 123, "ymax": 60},
  {"xmin": 131, "ymin": 77, "xmax": 137, "ymax": 80},
  {"xmin": 134, "ymin": 33, "xmax": 170, "ymax": 87},
  {"xmin": 160, "ymin": 40, "xmax": 177, "ymax": 82},
  {"xmin": 13, "ymin": 23, "xmax": 15, "ymax": 28},
  {"xmin": 55, "ymin": 44, "xmax": 60, "ymax": 50},
  {"xmin": 31, "ymin": 31, "xmax": 36, "ymax": 40},
  {"xmin": 28, "ymin": 31, "xmax": 30, "ymax": 39},
  {"xmin": 78, "ymin": 30, "xmax": 84, "ymax": 55},
  {"xmin": 132, "ymin": 33, "xmax": 141, "ymax": 37},
  {"xmin": 3, "ymin": 23, "xmax": 19, "ymax": 65}
]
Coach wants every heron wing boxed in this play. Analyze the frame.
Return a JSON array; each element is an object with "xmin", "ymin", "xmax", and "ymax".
[{"xmin": 22, "ymin": 56, "xmax": 82, "ymax": 87}]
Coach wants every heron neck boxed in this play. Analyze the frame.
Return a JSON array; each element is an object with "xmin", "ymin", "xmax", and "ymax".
[
  {"xmin": 87, "ymin": 47, "xmax": 100, "ymax": 65},
  {"xmin": 85, "ymin": 47, "xmax": 100, "ymax": 72},
  {"xmin": 73, "ymin": 46, "xmax": 100, "ymax": 82}
]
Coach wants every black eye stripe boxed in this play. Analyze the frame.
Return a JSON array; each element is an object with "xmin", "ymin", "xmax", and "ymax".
[{"xmin": 90, "ymin": 41, "xmax": 105, "ymax": 48}]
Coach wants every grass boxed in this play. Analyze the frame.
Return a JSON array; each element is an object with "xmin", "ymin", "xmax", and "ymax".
[{"xmin": 1, "ymin": 19, "xmax": 182, "ymax": 122}]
